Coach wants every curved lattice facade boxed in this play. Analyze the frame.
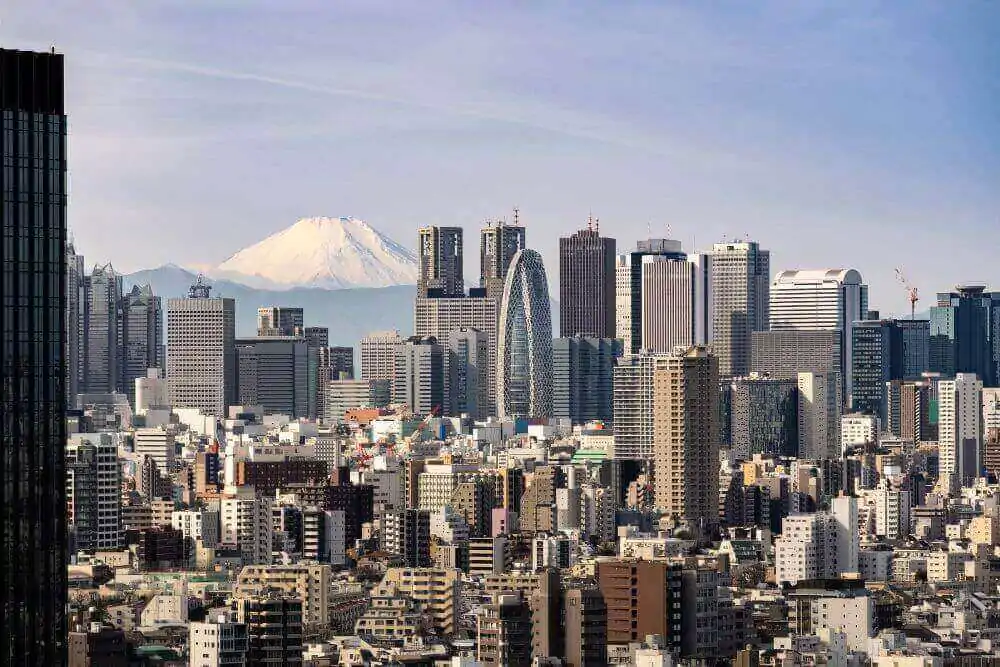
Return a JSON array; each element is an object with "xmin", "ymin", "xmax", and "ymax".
[{"xmin": 497, "ymin": 249, "xmax": 553, "ymax": 418}]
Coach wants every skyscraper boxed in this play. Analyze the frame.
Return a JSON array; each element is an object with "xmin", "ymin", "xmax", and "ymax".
[
  {"xmin": 0, "ymin": 47, "xmax": 69, "ymax": 664},
  {"xmin": 166, "ymin": 278, "xmax": 237, "ymax": 415},
  {"xmin": 236, "ymin": 337, "xmax": 310, "ymax": 417},
  {"xmin": 612, "ymin": 353, "xmax": 657, "ymax": 460},
  {"xmin": 728, "ymin": 374, "xmax": 798, "ymax": 459},
  {"xmin": 66, "ymin": 241, "xmax": 85, "ymax": 403},
  {"xmin": 447, "ymin": 327, "xmax": 490, "ymax": 420},
  {"xmin": 257, "ymin": 306, "xmax": 304, "ymax": 337},
  {"xmin": 797, "ymin": 372, "xmax": 842, "ymax": 460},
  {"xmin": 394, "ymin": 335, "xmax": 444, "ymax": 416},
  {"xmin": 414, "ymin": 294, "xmax": 498, "ymax": 415},
  {"xmin": 851, "ymin": 318, "xmax": 930, "ymax": 421},
  {"xmin": 480, "ymin": 216, "xmax": 525, "ymax": 305},
  {"xmin": 553, "ymin": 336, "xmax": 621, "ymax": 424},
  {"xmin": 360, "ymin": 330, "xmax": 403, "ymax": 389},
  {"xmin": 710, "ymin": 241, "xmax": 770, "ymax": 377},
  {"xmin": 930, "ymin": 285, "xmax": 1000, "ymax": 386},
  {"xmin": 82, "ymin": 262, "xmax": 123, "ymax": 393},
  {"xmin": 559, "ymin": 221, "xmax": 616, "ymax": 337},
  {"xmin": 770, "ymin": 269, "xmax": 868, "ymax": 401},
  {"xmin": 497, "ymin": 249, "xmax": 553, "ymax": 419},
  {"xmin": 639, "ymin": 251, "xmax": 712, "ymax": 353},
  {"xmin": 418, "ymin": 225, "xmax": 464, "ymax": 298},
  {"xmin": 652, "ymin": 346, "xmax": 720, "ymax": 532},
  {"xmin": 121, "ymin": 283, "xmax": 163, "ymax": 405},
  {"xmin": 615, "ymin": 238, "xmax": 691, "ymax": 355},
  {"xmin": 938, "ymin": 373, "xmax": 983, "ymax": 488}
]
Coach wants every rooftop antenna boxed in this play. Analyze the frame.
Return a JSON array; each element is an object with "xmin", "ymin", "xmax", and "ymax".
[
  {"xmin": 647, "ymin": 221, "xmax": 652, "ymax": 238},
  {"xmin": 587, "ymin": 212, "xmax": 594, "ymax": 232},
  {"xmin": 512, "ymin": 206, "xmax": 520, "ymax": 227}
]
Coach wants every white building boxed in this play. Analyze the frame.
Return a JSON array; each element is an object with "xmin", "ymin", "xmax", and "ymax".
[
  {"xmin": 811, "ymin": 595, "xmax": 874, "ymax": 653},
  {"xmin": 189, "ymin": 615, "xmax": 248, "ymax": 667},
  {"xmin": 165, "ymin": 283, "xmax": 236, "ymax": 416},
  {"xmin": 639, "ymin": 252, "xmax": 712, "ymax": 353},
  {"xmin": 532, "ymin": 533, "xmax": 578, "ymax": 571},
  {"xmin": 220, "ymin": 491, "xmax": 273, "ymax": 565},
  {"xmin": 873, "ymin": 479, "xmax": 911, "ymax": 541},
  {"xmin": 325, "ymin": 379, "xmax": 376, "ymax": 423},
  {"xmin": 769, "ymin": 269, "xmax": 867, "ymax": 403},
  {"xmin": 841, "ymin": 413, "xmax": 879, "ymax": 452},
  {"xmin": 938, "ymin": 373, "xmax": 983, "ymax": 486},
  {"xmin": 133, "ymin": 427, "xmax": 176, "ymax": 474},
  {"xmin": 797, "ymin": 371, "xmax": 842, "ymax": 460},
  {"xmin": 172, "ymin": 509, "xmax": 220, "ymax": 549},
  {"xmin": 775, "ymin": 496, "xmax": 858, "ymax": 585},
  {"xmin": 66, "ymin": 433, "xmax": 122, "ymax": 551},
  {"xmin": 417, "ymin": 464, "xmax": 480, "ymax": 512}
]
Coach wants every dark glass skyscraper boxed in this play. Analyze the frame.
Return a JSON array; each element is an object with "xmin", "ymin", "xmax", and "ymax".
[
  {"xmin": 851, "ymin": 318, "xmax": 930, "ymax": 421},
  {"xmin": 0, "ymin": 48, "xmax": 68, "ymax": 664},
  {"xmin": 552, "ymin": 335, "xmax": 622, "ymax": 424},
  {"xmin": 559, "ymin": 222, "xmax": 615, "ymax": 337},
  {"xmin": 930, "ymin": 285, "xmax": 1000, "ymax": 386}
]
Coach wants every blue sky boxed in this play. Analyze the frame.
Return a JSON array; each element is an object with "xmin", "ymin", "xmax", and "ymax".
[{"xmin": 3, "ymin": 1, "xmax": 998, "ymax": 313}]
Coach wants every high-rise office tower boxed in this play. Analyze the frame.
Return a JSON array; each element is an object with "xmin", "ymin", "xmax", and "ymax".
[
  {"xmin": 497, "ymin": 249, "xmax": 553, "ymax": 419},
  {"xmin": 938, "ymin": 373, "xmax": 983, "ymax": 488},
  {"xmin": 612, "ymin": 353, "xmax": 658, "ymax": 460},
  {"xmin": 751, "ymin": 330, "xmax": 843, "ymax": 385},
  {"xmin": 711, "ymin": 241, "xmax": 770, "ymax": 377},
  {"xmin": 316, "ymin": 346, "xmax": 355, "ymax": 419},
  {"xmin": 166, "ymin": 278, "xmax": 237, "ymax": 415},
  {"xmin": 559, "ymin": 221, "xmax": 616, "ymax": 337},
  {"xmin": 418, "ymin": 225, "xmax": 464, "ymax": 297},
  {"xmin": 446, "ymin": 327, "xmax": 490, "ymax": 420},
  {"xmin": 553, "ymin": 336, "xmax": 621, "ymax": 424},
  {"xmin": 639, "ymin": 251, "xmax": 712, "ymax": 353},
  {"xmin": 303, "ymin": 326, "xmax": 328, "ymax": 348},
  {"xmin": 851, "ymin": 318, "xmax": 930, "ymax": 421},
  {"xmin": 360, "ymin": 330, "xmax": 403, "ymax": 390},
  {"xmin": 236, "ymin": 337, "xmax": 310, "ymax": 417},
  {"xmin": 0, "ymin": 47, "xmax": 69, "ymax": 664},
  {"xmin": 930, "ymin": 285, "xmax": 1000, "ymax": 386},
  {"xmin": 394, "ymin": 336, "xmax": 444, "ymax": 416},
  {"xmin": 121, "ymin": 283, "xmax": 163, "ymax": 405},
  {"xmin": 66, "ymin": 241, "xmax": 85, "ymax": 403},
  {"xmin": 652, "ymin": 346, "xmax": 720, "ymax": 532},
  {"xmin": 616, "ymin": 239, "xmax": 696, "ymax": 355},
  {"xmin": 728, "ymin": 374, "xmax": 799, "ymax": 459},
  {"xmin": 257, "ymin": 306, "xmax": 304, "ymax": 337},
  {"xmin": 82, "ymin": 262, "xmax": 123, "ymax": 393},
  {"xmin": 797, "ymin": 372, "xmax": 842, "ymax": 460},
  {"xmin": 770, "ymin": 269, "xmax": 867, "ymax": 402},
  {"xmin": 480, "ymin": 215, "xmax": 525, "ymax": 305},
  {"xmin": 415, "ymin": 294, "xmax": 498, "ymax": 415}
]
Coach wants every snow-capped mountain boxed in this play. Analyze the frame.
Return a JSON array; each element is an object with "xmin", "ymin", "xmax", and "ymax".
[{"xmin": 212, "ymin": 216, "xmax": 417, "ymax": 290}]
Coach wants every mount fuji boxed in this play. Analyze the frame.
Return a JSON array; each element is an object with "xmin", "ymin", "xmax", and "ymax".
[
  {"xmin": 123, "ymin": 216, "xmax": 418, "ymax": 344},
  {"xmin": 211, "ymin": 216, "xmax": 418, "ymax": 290}
]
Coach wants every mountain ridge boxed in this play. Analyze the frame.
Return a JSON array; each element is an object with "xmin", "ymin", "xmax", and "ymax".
[{"xmin": 210, "ymin": 216, "xmax": 417, "ymax": 290}]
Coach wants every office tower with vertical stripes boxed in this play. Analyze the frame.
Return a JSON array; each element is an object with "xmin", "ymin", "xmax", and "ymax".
[
  {"xmin": 559, "ymin": 221, "xmax": 616, "ymax": 338},
  {"xmin": 711, "ymin": 241, "xmax": 770, "ymax": 378},
  {"xmin": 0, "ymin": 46, "xmax": 69, "ymax": 664},
  {"xmin": 418, "ymin": 225, "xmax": 464, "ymax": 298},
  {"xmin": 166, "ymin": 278, "xmax": 237, "ymax": 415}
]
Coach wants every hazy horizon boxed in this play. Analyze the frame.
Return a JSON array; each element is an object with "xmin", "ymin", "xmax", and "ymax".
[{"xmin": 3, "ymin": 1, "xmax": 997, "ymax": 316}]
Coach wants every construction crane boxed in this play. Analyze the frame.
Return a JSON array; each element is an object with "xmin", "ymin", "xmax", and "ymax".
[{"xmin": 895, "ymin": 268, "xmax": 919, "ymax": 320}]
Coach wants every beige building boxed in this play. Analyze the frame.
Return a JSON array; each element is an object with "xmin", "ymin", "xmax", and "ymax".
[
  {"xmin": 382, "ymin": 567, "xmax": 461, "ymax": 636},
  {"xmin": 652, "ymin": 346, "xmax": 720, "ymax": 532},
  {"xmin": 353, "ymin": 583, "xmax": 423, "ymax": 643},
  {"xmin": 235, "ymin": 563, "xmax": 331, "ymax": 626}
]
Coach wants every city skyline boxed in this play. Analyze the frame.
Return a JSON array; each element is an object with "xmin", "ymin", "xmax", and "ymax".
[{"xmin": 2, "ymin": 2, "xmax": 997, "ymax": 311}]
